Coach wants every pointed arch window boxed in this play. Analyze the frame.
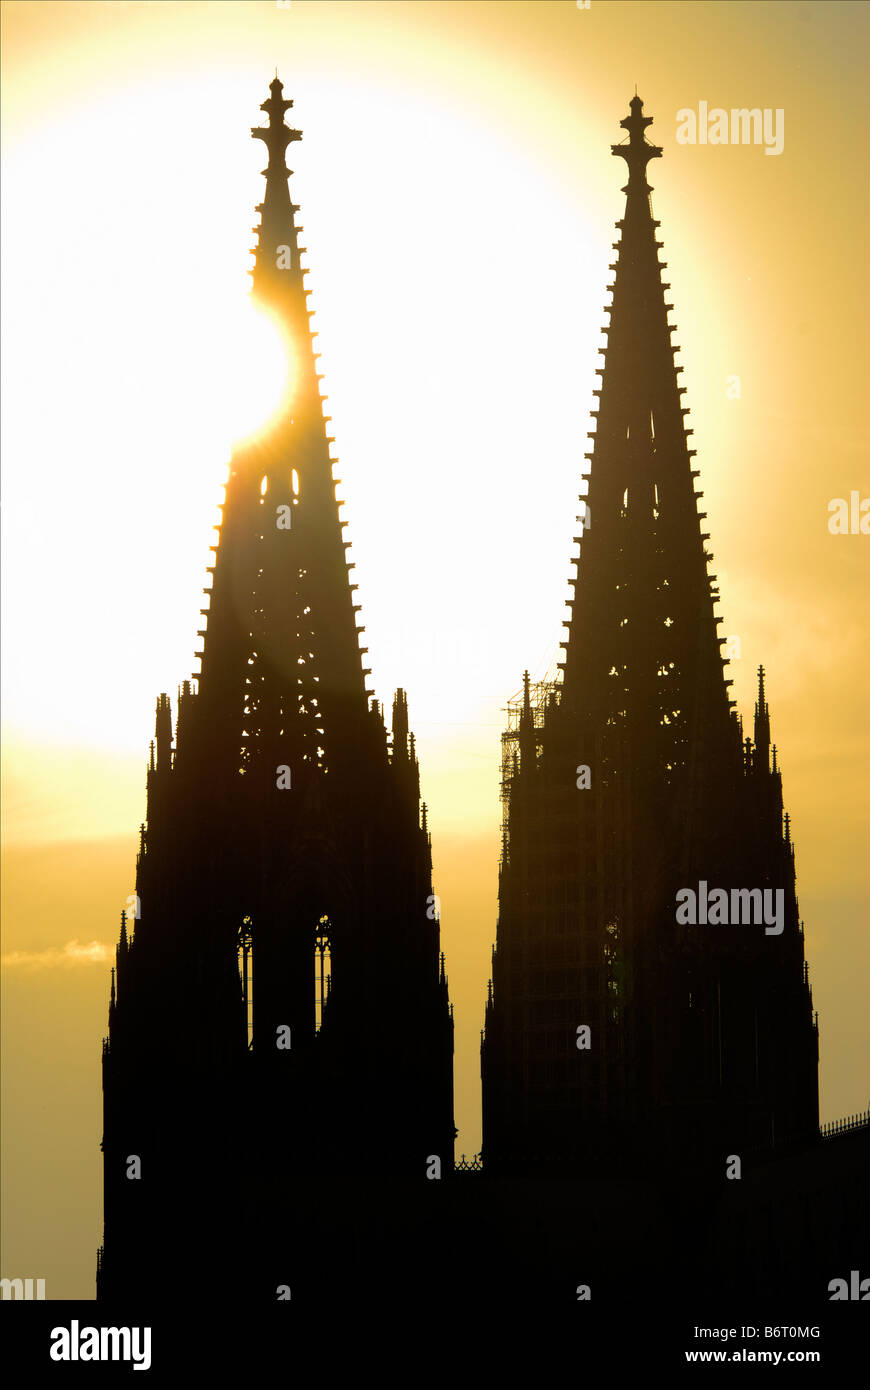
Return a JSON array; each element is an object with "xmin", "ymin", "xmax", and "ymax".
[
  {"xmin": 239, "ymin": 915, "xmax": 254, "ymax": 1048},
  {"xmin": 315, "ymin": 916, "xmax": 332, "ymax": 1033}
]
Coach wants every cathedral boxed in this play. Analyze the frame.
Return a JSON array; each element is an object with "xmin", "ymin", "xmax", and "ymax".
[{"xmin": 98, "ymin": 84, "xmax": 866, "ymax": 1311}]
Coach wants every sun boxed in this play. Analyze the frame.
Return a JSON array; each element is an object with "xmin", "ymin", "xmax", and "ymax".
[{"xmin": 202, "ymin": 296, "xmax": 294, "ymax": 448}]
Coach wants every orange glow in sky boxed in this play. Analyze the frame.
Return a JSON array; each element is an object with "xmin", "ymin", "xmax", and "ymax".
[{"xmin": 2, "ymin": 0, "xmax": 868, "ymax": 1297}]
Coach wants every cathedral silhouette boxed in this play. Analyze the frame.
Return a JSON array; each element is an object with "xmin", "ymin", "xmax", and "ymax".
[
  {"xmin": 98, "ymin": 79, "xmax": 454, "ymax": 1304},
  {"xmin": 97, "ymin": 83, "xmax": 868, "ymax": 1310},
  {"xmin": 482, "ymin": 97, "xmax": 819, "ymax": 1177}
]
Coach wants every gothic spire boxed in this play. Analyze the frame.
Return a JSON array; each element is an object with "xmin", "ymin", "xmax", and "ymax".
[
  {"xmin": 98, "ymin": 81, "xmax": 455, "ymax": 1305},
  {"xmin": 560, "ymin": 95, "xmax": 735, "ymax": 791},
  {"xmin": 483, "ymin": 96, "xmax": 818, "ymax": 1183},
  {"xmin": 192, "ymin": 79, "xmax": 373, "ymax": 786}
]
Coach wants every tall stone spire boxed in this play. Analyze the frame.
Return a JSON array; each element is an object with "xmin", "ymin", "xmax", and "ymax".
[
  {"xmin": 561, "ymin": 93, "xmax": 735, "ymax": 806},
  {"xmin": 98, "ymin": 81, "xmax": 454, "ymax": 1304},
  {"xmin": 187, "ymin": 76, "xmax": 372, "ymax": 799},
  {"xmin": 482, "ymin": 98, "xmax": 817, "ymax": 1180}
]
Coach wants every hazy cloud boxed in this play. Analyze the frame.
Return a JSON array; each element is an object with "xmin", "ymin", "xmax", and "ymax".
[{"xmin": 2, "ymin": 939, "xmax": 112, "ymax": 969}]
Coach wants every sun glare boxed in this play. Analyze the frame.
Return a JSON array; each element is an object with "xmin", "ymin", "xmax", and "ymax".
[{"xmin": 204, "ymin": 298, "xmax": 293, "ymax": 446}]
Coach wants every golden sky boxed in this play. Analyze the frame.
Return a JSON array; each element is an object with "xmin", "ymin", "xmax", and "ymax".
[{"xmin": 2, "ymin": 0, "xmax": 868, "ymax": 1298}]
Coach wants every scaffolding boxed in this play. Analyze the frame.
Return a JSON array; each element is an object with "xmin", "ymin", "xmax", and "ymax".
[{"xmin": 500, "ymin": 679, "xmax": 560, "ymax": 859}]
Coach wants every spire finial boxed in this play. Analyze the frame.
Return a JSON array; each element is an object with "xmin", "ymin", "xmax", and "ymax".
[
  {"xmin": 250, "ymin": 77, "xmax": 305, "ymax": 297},
  {"xmin": 252, "ymin": 75, "xmax": 301, "ymax": 172},
  {"xmin": 612, "ymin": 94, "xmax": 662, "ymax": 187}
]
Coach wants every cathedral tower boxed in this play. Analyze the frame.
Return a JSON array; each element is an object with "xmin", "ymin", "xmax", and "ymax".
[
  {"xmin": 98, "ymin": 80, "xmax": 454, "ymax": 1300},
  {"xmin": 481, "ymin": 98, "xmax": 818, "ymax": 1177}
]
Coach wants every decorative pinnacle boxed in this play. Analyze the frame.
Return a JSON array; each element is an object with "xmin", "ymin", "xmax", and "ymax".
[
  {"xmin": 611, "ymin": 94, "xmax": 662, "ymax": 187},
  {"xmin": 757, "ymin": 664, "xmax": 767, "ymax": 711},
  {"xmin": 251, "ymin": 75, "xmax": 301, "ymax": 171}
]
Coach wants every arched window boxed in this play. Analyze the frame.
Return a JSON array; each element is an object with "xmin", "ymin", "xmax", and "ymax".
[
  {"xmin": 315, "ymin": 915, "xmax": 332, "ymax": 1033},
  {"xmin": 238, "ymin": 915, "xmax": 254, "ymax": 1048}
]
